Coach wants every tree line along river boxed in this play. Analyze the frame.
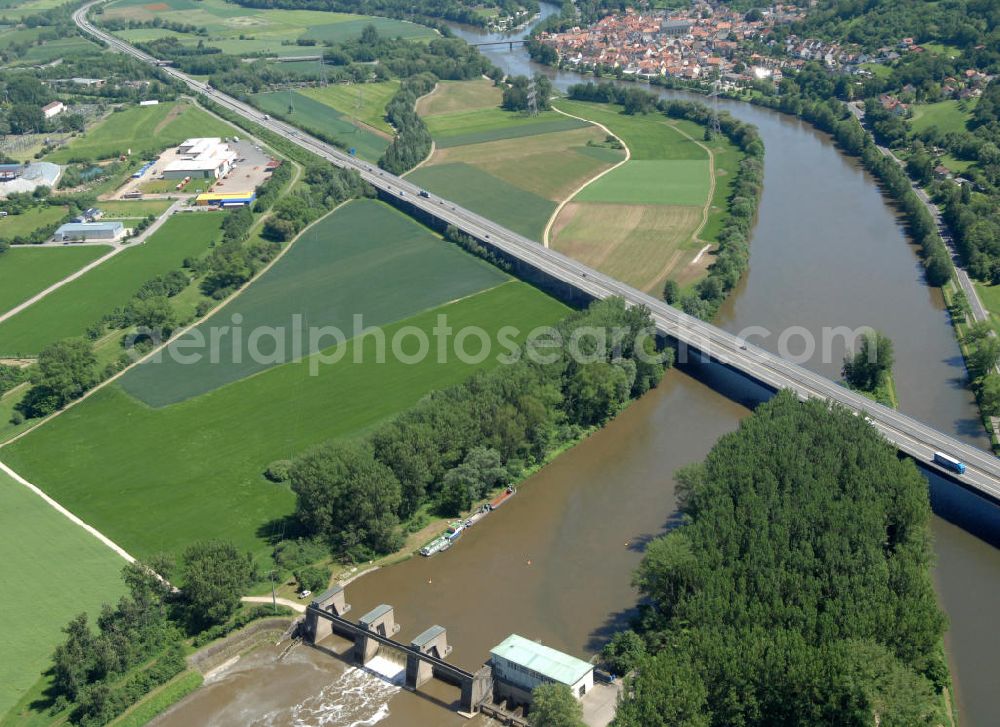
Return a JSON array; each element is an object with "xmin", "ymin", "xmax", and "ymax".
[{"xmin": 154, "ymin": 6, "xmax": 1000, "ymax": 726}]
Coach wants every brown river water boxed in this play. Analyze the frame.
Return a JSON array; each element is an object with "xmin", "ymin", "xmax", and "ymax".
[{"xmin": 154, "ymin": 9, "xmax": 1000, "ymax": 726}]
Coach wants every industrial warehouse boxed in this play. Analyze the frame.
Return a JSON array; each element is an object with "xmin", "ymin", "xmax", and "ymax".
[
  {"xmin": 113, "ymin": 136, "xmax": 274, "ymax": 201},
  {"xmin": 52, "ymin": 220, "xmax": 125, "ymax": 242},
  {"xmin": 161, "ymin": 137, "xmax": 236, "ymax": 180}
]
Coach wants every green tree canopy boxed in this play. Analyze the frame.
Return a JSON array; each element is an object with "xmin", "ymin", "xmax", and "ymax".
[
  {"xmin": 23, "ymin": 338, "xmax": 99, "ymax": 416},
  {"xmin": 613, "ymin": 391, "xmax": 946, "ymax": 726},
  {"xmin": 842, "ymin": 330, "xmax": 894, "ymax": 392},
  {"xmin": 530, "ymin": 683, "xmax": 584, "ymax": 727},
  {"xmin": 180, "ymin": 540, "xmax": 257, "ymax": 629}
]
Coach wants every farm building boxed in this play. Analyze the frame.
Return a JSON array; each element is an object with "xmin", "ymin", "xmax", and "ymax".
[
  {"xmin": 195, "ymin": 191, "xmax": 256, "ymax": 208},
  {"xmin": 162, "ymin": 137, "xmax": 236, "ymax": 179},
  {"xmin": 42, "ymin": 101, "xmax": 65, "ymax": 119},
  {"xmin": 489, "ymin": 634, "xmax": 594, "ymax": 705},
  {"xmin": 52, "ymin": 221, "xmax": 124, "ymax": 242}
]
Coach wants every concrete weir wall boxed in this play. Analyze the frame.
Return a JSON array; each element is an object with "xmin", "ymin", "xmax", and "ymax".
[{"xmin": 303, "ymin": 586, "xmax": 490, "ymax": 713}]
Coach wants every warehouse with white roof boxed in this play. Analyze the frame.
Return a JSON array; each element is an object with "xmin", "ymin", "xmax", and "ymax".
[
  {"xmin": 162, "ymin": 137, "xmax": 236, "ymax": 180},
  {"xmin": 489, "ymin": 634, "xmax": 594, "ymax": 705}
]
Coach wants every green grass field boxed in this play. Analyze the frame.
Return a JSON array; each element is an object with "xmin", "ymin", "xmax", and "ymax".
[
  {"xmin": 16, "ymin": 36, "xmax": 101, "ymax": 63},
  {"xmin": 0, "ymin": 469, "xmax": 126, "ymax": 718},
  {"xmin": 0, "ymin": 215, "xmax": 222, "ymax": 356},
  {"xmin": 0, "ymin": 0, "xmax": 67, "ymax": 19},
  {"xmin": 409, "ymin": 83, "xmax": 623, "ymax": 241},
  {"xmin": 2, "ymin": 282, "xmax": 568, "ymax": 561},
  {"xmin": 298, "ymin": 81, "xmax": 400, "ymax": 134},
  {"xmin": 548, "ymin": 99, "xmax": 723, "ymax": 293},
  {"xmin": 921, "ymin": 42, "xmax": 962, "ymax": 58},
  {"xmin": 423, "ymin": 126, "xmax": 622, "ymax": 203},
  {"xmin": 46, "ymin": 101, "xmax": 236, "ymax": 163},
  {"xmin": 910, "ymin": 99, "xmax": 976, "ymax": 135},
  {"xmin": 97, "ymin": 199, "xmax": 173, "ymax": 218},
  {"xmin": 0, "ymin": 26, "xmax": 42, "ymax": 49},
  {"xmin": 119, "ymin": 200, "xmax": 508, "ymax": 406},
  {"xmin": 554, "ymin": 100, "xmax": 708, "ymax": 161},
  {"xmin": 575, "ymin": 159, "xmax": 710, "ymax": 206},
  {"xmin": 428, "ymin": 110, "xmax": 589, "ymax": 148},
  {"xmin": 251, "ymin": 91, "xmax": 388, "ymax": 161},
  {"xmin": 417, "ymin": 79, "xmax": 501, "ymax": 117},
  {"xmin": 0, "ymin": 245, "xmax": 111, "ymax": 316},
  {"xmin": 408, "ymin": 162, "xmax": 557, "ymax": 240},
  {"xmin": 104, "ymin": 0, "xmax": 434, "ymax": 52},
  {"xmin": 0, "ymin": 206, "xmax": 68, "ymax": 240},
  {"xmin": 302, "ymin": 17, "xmax": 433, "ymax": 43}
]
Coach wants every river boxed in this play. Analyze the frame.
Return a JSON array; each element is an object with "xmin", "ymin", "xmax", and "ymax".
[{"xmin": 155, "ymin": 6, "xmax": 1000, "ymax": 726}]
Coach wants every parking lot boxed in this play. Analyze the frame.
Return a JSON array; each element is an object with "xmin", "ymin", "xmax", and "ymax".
[{"xmin": 211, "ymin": 140, "xmax": 273, "ymax": 195}]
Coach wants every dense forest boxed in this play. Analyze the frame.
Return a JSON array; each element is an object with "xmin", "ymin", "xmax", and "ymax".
[
  {"xmin": 611, "ymin": 391, "xmax": 948, "ymax": 727},
  {"xmin": 226, "ymin": 0, "xmax": 538, "ymax": 29},
  {"xmin": 286, "ymin": 297, "xmax": 669, "ymax": 559},
  {"xmin": 567, "ymin": 82, "xmax": 764, "ymax": 320}
]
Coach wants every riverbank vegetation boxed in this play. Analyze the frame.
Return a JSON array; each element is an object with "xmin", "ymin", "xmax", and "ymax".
[
  {"xmin": 842, "ymin": 330, "xmax": 898, "ymax": 407},
  {"xmin": 288, "ymin": 296, "xmax": 669, "ymax": 560},
  {"xmin": 612, "ymin": 391, "xmax": 949, "ymax": 727}
]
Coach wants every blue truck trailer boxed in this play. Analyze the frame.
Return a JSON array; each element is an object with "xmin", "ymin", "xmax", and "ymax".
[{"xmin": 933, "ymin": 451, "xmax": 966, "ymax": 474}]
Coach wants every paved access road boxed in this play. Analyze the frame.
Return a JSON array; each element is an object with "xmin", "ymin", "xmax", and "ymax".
[{"xmin": 75, "ymin": 3, "xmax": 1000, "ymax": 500}]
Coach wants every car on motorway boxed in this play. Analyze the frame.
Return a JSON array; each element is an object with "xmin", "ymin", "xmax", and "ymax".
[{"xmin": 419, "ymin": 190, "xmax": 430, "ymax": 198}]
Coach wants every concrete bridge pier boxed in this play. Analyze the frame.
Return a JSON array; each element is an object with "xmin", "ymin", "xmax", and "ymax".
[
  {"xmin": 405, "ymin": 625, "xmax": 453, "ymax": 689},
  {"xmin": 460, "ymin": 665, "xmax": 494, "ymax": 714},
  {"xmin": 303, "ymin": 585, "xmax": 351, "ymax": 643},
  {"xmin": 355, "ymin": 604, "xmax": 400, "ymax": 664}
]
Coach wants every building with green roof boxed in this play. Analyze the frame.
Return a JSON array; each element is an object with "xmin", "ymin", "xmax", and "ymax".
[{"xmin": 489, "ymin": 634, "xmax": 594, "ymax": 704}]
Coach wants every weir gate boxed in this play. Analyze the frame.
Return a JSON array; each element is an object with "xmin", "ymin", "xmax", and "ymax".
[{"xmin": 303, "ymin": 585, "xmax": 493, "ymax": 713}]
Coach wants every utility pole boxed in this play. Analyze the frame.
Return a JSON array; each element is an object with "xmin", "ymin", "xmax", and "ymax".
[
  {"xmin": 527, "ymin": 77, "xmax": 538, "ymax": 117},
  {"xmin": 707, "ymin": 78, "xmax": 721, "ymax": 138}
]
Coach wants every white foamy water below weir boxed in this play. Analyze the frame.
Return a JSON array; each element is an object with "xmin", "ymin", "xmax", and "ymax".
[{"xmin": 252, "ymin": 656, "xmax": 405, "ymax": 727}]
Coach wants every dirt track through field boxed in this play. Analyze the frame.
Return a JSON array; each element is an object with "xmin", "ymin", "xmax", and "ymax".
[{"xmin": 543, "ymin": 105, "xmax": 631, "ymax": 247}]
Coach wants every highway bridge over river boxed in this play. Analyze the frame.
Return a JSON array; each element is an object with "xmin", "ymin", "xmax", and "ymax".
[{"xmin": 75, "ymin": 2, "xmax": 1000, "ymax": 503}]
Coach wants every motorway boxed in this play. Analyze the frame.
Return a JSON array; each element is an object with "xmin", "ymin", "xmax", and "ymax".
[{"xmin": 75, "ymin": 2, "xmax": 1000, "ymax": 501}]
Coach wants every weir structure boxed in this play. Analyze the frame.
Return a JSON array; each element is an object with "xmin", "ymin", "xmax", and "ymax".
[{"xmin": 302, "ymin": 586, "xmax": 493, "ymax": 713}]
